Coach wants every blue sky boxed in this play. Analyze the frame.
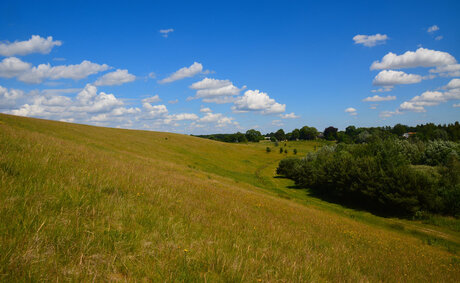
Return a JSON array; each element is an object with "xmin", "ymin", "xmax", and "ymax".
[{"xmin": 0, "ymin": 0, "xmax": 459, "ymax": 134}]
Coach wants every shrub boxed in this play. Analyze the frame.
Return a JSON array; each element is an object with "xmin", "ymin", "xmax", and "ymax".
[
  {"xmin": 266, "ymin": 147, "xmax": 271, "ymax": 153},
  {"xmin": 280, "ymin": 147, "xmax": 283, "ymax": 154},
  {"xmin": 293, "ymin": 149, "xmax": 297, "ymax": 155}
]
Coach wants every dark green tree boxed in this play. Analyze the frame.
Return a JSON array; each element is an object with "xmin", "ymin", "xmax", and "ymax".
[
  {"xmin": 300, "ymin": 126, "xmax": 318, "ymax": 140},
  {"xmin": 323, "ymin": 126, "xmax": 338, "ymax": 141},
  {"xmin": 274, "ymin": 129, "xmax": 286, "ymax": 141},
  {"xmin": 245, "ymin": 129, "xmax": 263, "ymax": 142}
]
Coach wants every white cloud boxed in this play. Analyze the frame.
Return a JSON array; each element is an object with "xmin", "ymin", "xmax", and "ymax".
[
  {"xmin": 370, "ymin": 48, "xmax": 457, "ymax": 70},
  {"xmin": 0, "ymin": 35, "xmax": 61, "ymax": 56},
  {"xmin": 345, "ymin": 107, "xmax": 357, "ymax": 116},
  {"xmin": 159, "ymin": 62, "xmax": 203, "ymax": 83},
  {"xmin": 159, "ymin": 29, "xmax": 174, "ymax": 38},
  {"xmin": 8, "ymin": 84, "xmax": 135, "ymax": 124},
  {"xmin": 0, "ymin": 85, "xmax": 24, "ymax": 108},
  {"xmin": 148, "ymin": 72, "xmax": 156, "ymax": 79},
  {"xmin": 200, "ymin": 107, "xmax": 212, "ymax": 113},
  {"xmin": 0, "ymin": 57, "xmax": 31, "ymax": 78},
  {"xmin": 399, "ymin": 101, "xmax": 426, "ymax": 112},
  {"xmin": 371, "ymin": 87, "xmax": 393, "ymax": 93},
  {"xmin": 166, "ymin": 113, "xmax": 198, "ymax": 121},
  {"xmin": 373, "ymin": 70, "xmax": 422, "ymax": 86},
  {"xmin": 168, "ymin": 99, "xmax": 179, "ymax": 104},
  {"xmin": 0, "ymin": 57, "xmax": 110, "ymax": 84},
  {"xmin": 429, "ymin": 64, "xmax": 460, "ymax": 77},
  {"xmin": 202, "ymin": 96, "xmax": 238, "ymax": 104},
  {"xmin": 427, "ymin": 25, "xmax": 439, "ymax": 33},
  {"xmin": 396, "ymin": 85, "xmax": 460, "ymax": 113},
  {"xmin": 435, "ymin": 36, "xmax": 443, "ymax": 41},
  {"xmin": 272, "ymin": 120, "xmax": 284, "ymax": 126},
  {"xmin": 232, "ymin": 89, "xmax": 285, "ymax": 114},
  {"xmin": 142, "ymin": 103, "xmax": 168, "ymax": 118},
  {"xmin": 198, "ymin": 112, "xmax": 234, "ymax": 127},
  {"xmin": 189, "ymin": 77, "xmax": 244, "ymax": 102},
  {"xmin": 411, "ymin": 91, "xmax": 445, "ymax": 104},
  {"xmin": 453, "ymin": 103, "xmax": 460, "ymax": 108},
  {"xmin": 379, "ymin": 110, "xmax": 402, "ymax": 118},
  {"xmin": 362, "ymin": 95, "xmax": 396, "ymax": 102},
  {"xmin": 280, "ymin": 112, "xmax": 299, "ymax": 119},
  {"xmin": 142, "ymin": 95, "xmax": 161, "ymax": 103},
  {"xmin": 94, "ymin": 69, "xmax": 135, "ymax": 86},
  {"xmin": 445, "ymin": 78, "xmax": 460, "ymax": 89},
  {"xmin": 353, "ymin": 34, "xmax": 388, "ymax": 47}
]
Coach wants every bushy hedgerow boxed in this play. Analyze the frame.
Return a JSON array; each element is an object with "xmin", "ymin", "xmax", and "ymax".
[{"xmin": 277, "ymin": 138, "xmax": 460, "ymax": 217}]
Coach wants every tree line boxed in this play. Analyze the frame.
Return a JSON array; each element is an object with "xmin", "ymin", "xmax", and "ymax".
[{"xmin": 194, "ymin": 121, "xmax": 460, "ymax": 143}]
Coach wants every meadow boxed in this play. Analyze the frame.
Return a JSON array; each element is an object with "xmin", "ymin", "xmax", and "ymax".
[{"xmin": 1, "ymin": 113, "xmax": 459, "ymax": 281}]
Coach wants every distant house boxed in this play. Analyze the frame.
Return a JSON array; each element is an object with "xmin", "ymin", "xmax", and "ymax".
[
  {"xmin": 318, "ymin": 132, "xmax": 324, "ymax": 138},
  {"xmin": 402, "ymin": 132, "xmax": 416, "ymax": 138},
  {"xmin": 264, "ymin": 136, "xmax": 271, "ymax": 140}
]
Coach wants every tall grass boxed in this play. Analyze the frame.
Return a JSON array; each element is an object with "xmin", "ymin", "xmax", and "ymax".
[{"xmin": 0, "ymin": 113, "xmax": 459, "ymax": 281}]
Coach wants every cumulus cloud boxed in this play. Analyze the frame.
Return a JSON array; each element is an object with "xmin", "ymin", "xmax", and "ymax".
[
  {"xmin": 0, "ymin": 57, "xmax": 110, "ymax": 84},
  {"xmin": 195, "ymin": 112, "xmax": 235, "ymax": 128},
  {"xmin": 353, "ymin": 34, "xmax": 388, "ymax": 47},
  {"xmin": 362, "ymin": 95, "xmax": 396, "ymax": 102},
  {"xmin": 453, "ymin": 103, "xmax": 460, "ymax": 108},
  {"xmin": 167, "ymin": 113, "xmax": 198, "ymax": 121},
  {"xmin": 0, "ymin": 35, "xmax": 61, "ymax": 56},
  {"xmin": 379, "ymin": 110, "xmax": 402, "ymax": 118},
  {"xmin": 142, "ymin": 103, "xmax": 169, "ymax": 118},
  {"xmin": 159, "ymin": 29, "xmax": 174, "ymax": 38},
  {"xmin": 435, "ymin": 36, "xmax": 443, "ymax": 41},
  {"xmin": 429, "ymin": 64, "xmax": 460, "ymax": 77},
  {"xmin": 370, "ymin": 48, "xmax": 457, "ymax": 70},
  {"xmin": 200, "ymin": 107, "xmax": 212, "ymax": 113},
  {"xmin": 427, "ymin": 25, "xmax": 439, "ymax": 33},
  {"xmin": 159, "ymin": 62, "xmax": 203, "ymax": 83},
  {"xmin": 399, "ymin": 101, "xmax": 426, "ymax": 112},
  {"xmin": 280, "ymin": 112, "xmax": 299, "ymax": 119},
  {"xmin": 168, "ymin": 99, "xmax": 179, "ymax": 104},
  {"xmin": 373, "ymin": 70, "xmax": 422, "ymax": 86},
  {"xmin": 391, "ymin": 81, "xmax": 460, "ymax": 114},
  {"xmin": 0, "ymin": 57, "xmax": 31, "ymax": 78},
  {"xmin": 142, "ymin": 95, "xmax": 161, "ymax": 103},
  {"xmin": 189, "ymin": 77, "xmax": 245, "ymax": 102},
  {"xmin": 232, "ymin": 89, "xmax": 285, "ymax": 114},
  {"xmin": 94, "ymin": 69, "xmax": 135, "ymax": 86},
  {"xmin": 345, "ymin": 107, "xmax": 357, "ymax": 116},
  {"xmin": 445, "ymin": 78, "xmax": 460, "ymax": 90},
  {"xmin": 8, "ymin": 84, "xmax": 139, "ymax": 125},
  {"xmin": 0, "ymin": 85, "xmax": 24, "ymax": 108},
  {"xmin": 272, "ymin": 120, "xmax": 283, "ymax": 127}
]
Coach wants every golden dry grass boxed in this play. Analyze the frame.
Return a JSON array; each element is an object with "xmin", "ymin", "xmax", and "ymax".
[{"xmin": 0, "ymin": 113, "xmax": 459, "ymax": 281}]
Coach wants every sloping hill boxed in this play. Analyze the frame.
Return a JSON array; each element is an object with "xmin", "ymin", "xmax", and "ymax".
[{"xmin": 1, "ymin": 113, "xmax": 459, "ymax": 281}]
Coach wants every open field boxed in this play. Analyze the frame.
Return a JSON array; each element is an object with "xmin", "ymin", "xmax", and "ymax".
[{"xmin": 1, "ymin": 113, "xmax": 459, "ymax": 281}]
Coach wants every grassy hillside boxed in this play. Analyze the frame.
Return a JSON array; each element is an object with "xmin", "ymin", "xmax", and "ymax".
[{"xmin": 1, "ymin": 113, "xmax": 459, "ymax": 282}]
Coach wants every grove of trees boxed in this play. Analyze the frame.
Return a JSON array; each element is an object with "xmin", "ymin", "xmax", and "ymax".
[{"xmin": 277, "ymin": 138, "xmax": 460, "ymax": 217}]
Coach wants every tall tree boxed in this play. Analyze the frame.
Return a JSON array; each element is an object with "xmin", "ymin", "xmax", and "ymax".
[
  {"xmin": 323, "ymin": 126, "xmax": 338, "ymax": 141},
  {"xmin": 274, "ymin": 129, "xmax": 286, "ymax": 141}
]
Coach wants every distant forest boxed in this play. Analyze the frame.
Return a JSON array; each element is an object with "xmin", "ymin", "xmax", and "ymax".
[{"xmin": 194, "ymin": 122, "xmax": 460, "ymax": 143}]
